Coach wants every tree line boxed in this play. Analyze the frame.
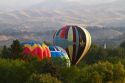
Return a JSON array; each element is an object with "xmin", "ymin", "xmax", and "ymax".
[{"xmin": 0, "ymin": 40, "xmax": 125, "ymax": 83}]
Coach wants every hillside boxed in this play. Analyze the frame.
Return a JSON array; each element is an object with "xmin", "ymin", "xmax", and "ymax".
[
  {"xmin": 0, "ymin": 27, "xmax": 124, "ymax": 47},
  {"xmin": 0, "ymin": 0, "xmax": 125, "ymax": 46},
  {"xmin": 0, "ymin": 0, "xmax": 125, "ymax": 33}
]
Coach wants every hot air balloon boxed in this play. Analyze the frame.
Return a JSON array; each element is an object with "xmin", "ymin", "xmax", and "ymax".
[
  {"xmin": 53, "ymin": 25, "xmax": 91, "ymax": 65},
  {"xmin": 49, "ymin": 46, "xmax": 70, "ymax": 67},
  {"xmin": 20, "ymin": 41, "xmax": 51, "ymax": 60}
]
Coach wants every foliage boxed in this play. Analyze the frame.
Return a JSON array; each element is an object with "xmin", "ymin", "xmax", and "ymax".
[
  {"xmin": 120, "ymin": 41, "xmax": 125, "ymax": 49},
  {"xmin": 0, "ymin": 57, "xmax": 125, "ymax": 83},
  {"xmin": 0, "ymin": 58, "xmax": 62, "ymax": 83},
  {"xmin": 0, "ymin": 58, "xmax": 33, "ymax": 83},
  {"xmin": 1, "ymin": 45, "xmax": 10, "ymax": 58},
  {"xmin": 9, "ymin": 39, "xmax": 23, "ymax": 59},
  {"xmin": 1, "ymin": 40, "xmax": 23, "ymax": 59},
  {"xmin": 28, "ymin": 59, "xmax": 61, "ymax": 78},
  {"xmin": 26, "ymin": 73, "xmax": 62, "ymax": 83},
  {"xmin": 0, "ymin": 40, "xmax": 125, "ymax": 83},
  {"xmin": 83, "ymin": 44, "xmax": 125, "ymax": 64},
  {"xmin": 43, "ymin": 40, "xmax": 52, "ymax": 46},
  {"xmin": 58, "ymin": 61, "xmax": 125, "ymax": 83},
  {"xmin": 61, "ymin": 66, "xmax": 80, "ymax": 83}
]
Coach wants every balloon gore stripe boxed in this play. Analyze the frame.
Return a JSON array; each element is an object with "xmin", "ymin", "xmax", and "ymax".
[
  {"xmin": 21, "ymin": 41, "xmax": 51, "ymax": 60},
  {"xmin": 53, "ymin": 25, "xmax": 91, "ymax": 65}
]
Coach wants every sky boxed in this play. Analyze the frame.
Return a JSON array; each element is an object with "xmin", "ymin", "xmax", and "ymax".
[{"xmin": 0, "ymin": 0, "xmax": 119, "ymax": 10}]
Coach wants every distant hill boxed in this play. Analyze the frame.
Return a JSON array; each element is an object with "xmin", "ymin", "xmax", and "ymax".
[
  {"xmin": 0, "ymin": 0, "xmax": 125, "ymax": 46},
  {"xmin": 87, "ymin": 27, "xmax": 124, "ymax": 47},
  {"xmin": 0, "ymin": 0, "xmax": 125, "ymax": 33},
  {"xmin": 87, "ymin": 27, "xmax": 123, "ymax": 41},
  {"xmin": 0, "ymin": 27, "xmax": 124, "ymax": 47}
]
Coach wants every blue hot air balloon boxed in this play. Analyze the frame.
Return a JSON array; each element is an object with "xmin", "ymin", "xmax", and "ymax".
[{"xmin": 49, "ymin": 46, "xmax": 70, "ymax": 67}]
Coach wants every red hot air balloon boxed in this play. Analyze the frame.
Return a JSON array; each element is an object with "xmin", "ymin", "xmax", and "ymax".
[{"xmin": 21, "ymin": 41, "xmax": 51, "ymax": 60}]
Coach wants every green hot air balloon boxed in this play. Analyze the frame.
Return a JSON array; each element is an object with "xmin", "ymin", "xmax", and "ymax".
[{"xmin": 53, "ymin": 25, "xmax": 91, "ymax": 65}]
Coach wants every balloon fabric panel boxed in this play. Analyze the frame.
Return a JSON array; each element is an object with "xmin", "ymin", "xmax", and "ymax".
[
  {"xmin": 49, "ymin": 46, "xmax": 71, "ymax": 67},
  {"xmin": 22, "ymin": 42, "xmax": 51, "ymax": 61},
  {"xmin": 59, "ymin": 26, "xmax": 67, "ymax": 38},
  {"xmin": 72, "ymin": 26, "xmax": 77, "ymax": 64},
  {"xmin": 75, "ymin": 27, "xmax": 86, "ymax": 64},
  {"xmin": 75, "ymin": 27, "xmax": 79, "ymax": 63},
  {"xmin": 49, "ymin": 46, "xmax": 69, "ymax": 60},
  {"xmin": 53, "ymin": 25, "xmax": 91, "ymax": 65},
  {"xmin": 76, "ymin": 27, "xmax": 91, "ymax": 64}
]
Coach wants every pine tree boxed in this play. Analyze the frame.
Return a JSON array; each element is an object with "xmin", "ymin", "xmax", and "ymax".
[
  {"xmin": 1, "ymin": 45, "xmax": 10, "ymax": 58},
  {"xmin": 9, "ymin": 39, "xmax": 23, "ymax": 59}
]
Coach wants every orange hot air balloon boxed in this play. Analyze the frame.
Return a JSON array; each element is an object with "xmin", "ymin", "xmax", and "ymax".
[{"xmin": 20, "ymin": 41, "xmax": 51, "ymax": 60}]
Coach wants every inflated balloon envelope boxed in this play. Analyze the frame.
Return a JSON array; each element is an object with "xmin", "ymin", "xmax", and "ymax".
[
  {"xmin": 21, "ymin": 41, "xmax": 51, "ymax": 60},
  {"xmin": 49, "ymin": 46, "xmax": 71, "ymax": 67},
  {"xmin": 53, "ymin": 25, "xmax": 91, "ymax": 65}
]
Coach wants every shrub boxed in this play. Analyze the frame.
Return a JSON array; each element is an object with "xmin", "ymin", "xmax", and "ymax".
[
  {"xmin": 0, "ymin": 58, "xmax": 33, "ymax": 83},
  {"xmin": 28, "ymin": 59, "xmax": 61, "ymax": 78},
  {"xmin": 26, "ymin": 73, "xmax": 62, "ymax": 83},
  {"xmin": 61, "ymin": 66, "xmax": 80, "ymax": 83},
  {"xmin": 1, "ymin": 40, "xmax": 23, "ymax": 59}
]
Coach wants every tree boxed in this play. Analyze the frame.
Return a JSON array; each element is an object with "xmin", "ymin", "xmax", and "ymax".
[
  {"xmin": 0, "ymin": 58, "xmax": 33, "ymax": 83},
  {"xmin": 1, "ymin": 45, "xmax": 10, "ymax": 58},
  {"xmin": 61, "ymin": 66, "xmax": 80, "ymax": 83},
  {"xmin": 9, "ymin": 39, "xmax": 23, "ymax": 59},
  {"xmin": 26, "ymin": 73, "xmax": 62, "ymax": 83},
  {"xmin": 1, "ymin": 39, "xmax": 23, "ymax": 59},
  {"xmin": 29, "ymin": 59, "xmax": 61, "ymax": 78},
  {"xmin": 113, "ymin": 47, "xmax": 125, "ymax": 58},
  {"xmin": 83, "ymin": 44, "xmax": 108, "ymax": 64},
  {"xmin": 113, "ymin": 62, "xmax": 125, "ymax": 83},
  {"xmin": 120, "ymin": 41, "xmax": 125, "ymax": 49},
  {"xmin": 89, "ymin": 71, "xmax": 103, "ymax": 83},
  {"xmin": 43, "ymin": 40, "xmax": 52, "ymax": 46}
]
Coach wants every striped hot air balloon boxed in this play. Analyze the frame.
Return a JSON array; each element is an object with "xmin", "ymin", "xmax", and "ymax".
[
  {"xmin": 20, "ymin": 41, "xmax": 51, "ymax": 60},
  {"xmin": 53, "ymin": 25, "xmax": 91, "ymax": 65}
]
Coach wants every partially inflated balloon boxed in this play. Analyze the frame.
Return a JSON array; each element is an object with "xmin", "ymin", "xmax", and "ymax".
[
  {"xmin": 53, "ymin": 25, "xmax": 91, "ymax": 65},
  {"xmin": 49, "ymin": 46, "xmax": 70, "ymax": 67},
  {"xmin": 20, "ymin": 41, "xmax": 51, "ymax": 60}
]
